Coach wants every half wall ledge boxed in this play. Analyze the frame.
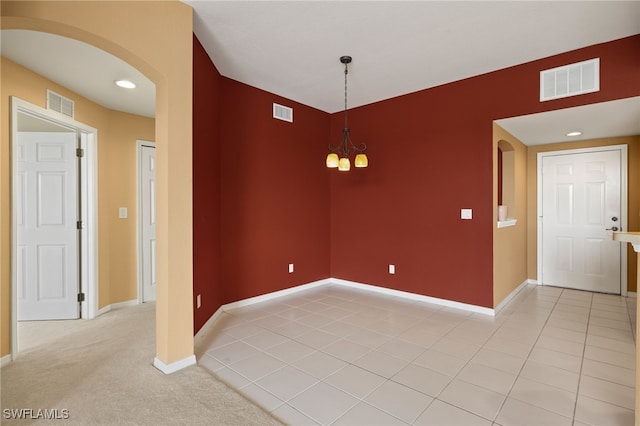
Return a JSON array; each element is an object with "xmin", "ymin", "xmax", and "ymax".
[
  {"xmin": 613, "ymin": 231, "xmax": 640, "ymax": 253},
  {"xmin": 611, "ymin": 231, "xmax": 640, "ymax": 416}
]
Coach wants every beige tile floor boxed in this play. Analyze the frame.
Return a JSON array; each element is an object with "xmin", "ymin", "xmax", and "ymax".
[{"xmin": 196, "ymin": 284, "xmax": 636, "ymax": 425}]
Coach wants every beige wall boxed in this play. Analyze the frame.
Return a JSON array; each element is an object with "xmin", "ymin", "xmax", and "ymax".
[
  {"xmin": 104, "ymin": 110, "xmax": 155, "ymax": 304},
  {"xmin": 1, "ymin": 57, "xmax": 154, "ymax": 356},
  {"xmin": 1, "ymin": 1, "xmax": 193, "ymax": 366},
  {"xmin": 527, "ymin": 136, "xmax": 640, "ymax": 292},
  {"xmin": 493, "ymin": 124, "xmax": 529, "ymax": 307}
]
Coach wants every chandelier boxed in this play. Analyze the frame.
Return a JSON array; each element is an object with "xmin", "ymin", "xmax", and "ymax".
[{"xmin": 326, "ymin": 56, "xmax": 368, "ymax": 171}]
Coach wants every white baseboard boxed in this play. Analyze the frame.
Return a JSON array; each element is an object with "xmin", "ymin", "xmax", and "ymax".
[
  {"xmin": 221, "ymin": 278, "xmax": 331, "ymax": 311},
  {"xmin": 627, "ymin": 292, "xmax": 637, "ymax": 298},
  {"xmin": 96, "ymin": 299, "xmax": 138, "ymax": 316},
  {"xmin": 199, "ymin": 277, "xmax": 533, "ymax": 338},
  {"xmin": 494, "ymin": 279, "xmax": 532, "ymax": 314},
  {"xmin": 0, "ymin": 354, "xmax": 12, "ymax": 368},
  {"xmin": 331, "ymin": 278, "xmax": 495, "ymax": 316},
  {"xmin": 153, "ymin": 354, "xmax": 196, "ymax": 374},
  {"xmin": 209, "ymin": 277, "xmax": 496, "ymax": 321},
  {"xmin": 194, "ymin": 306, "xmax": 224, "ymax": 342},
  {"xmin": 214, "ymin": 277, "xmax": 498, "ymax": 317}
]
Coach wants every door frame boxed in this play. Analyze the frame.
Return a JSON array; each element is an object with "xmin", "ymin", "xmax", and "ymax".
[
  {"xmin": 137, "ymin": 140, "xmax": 155, "ymax": 303},
  {"xmin": 10, "ymin": 97, "xmax": 99, "ymax": 360},
  {"xmin": 537, "ymin": 144, "xmax": 628, "ymax": 295}
]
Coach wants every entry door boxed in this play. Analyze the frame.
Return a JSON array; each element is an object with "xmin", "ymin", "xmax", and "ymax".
[
  {"xmin": 17, "ymin": 131, "xmax": 80, "ymax": 320},
  {"xmin": 541, "ymin": 149, "xmax": 622, "ymax": 293},
  {"xmin": 140, "ymin": 144, "xmax": 156, "ymax": 302}
]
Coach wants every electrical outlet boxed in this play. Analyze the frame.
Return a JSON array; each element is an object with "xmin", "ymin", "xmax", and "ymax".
[
  {"xmin": 288, "ymin": 263, "xmax": 294, "ymax": 273},
  {"xmin": 389, "ymin": 264, "xmax": 395, "ymax": 274},
  {"xmin": 461, "ymin": 208, "xmax": 472, "ymax": 220},
  {"xmin": 196, "ymin": 294, "xmax": 201, "ymax": 309},
  {"xmin": 119, "ymin": 207, "xmax": 128, "ymax": 219}
]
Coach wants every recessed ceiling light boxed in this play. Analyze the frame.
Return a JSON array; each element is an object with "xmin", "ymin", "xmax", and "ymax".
[
  {"xmin": 566, "ymin": 131, "xmax": 582, "ymax": 137},
  {"xmin": 115, "ymin": 80, "xmax": 136, "ymax": 89}
]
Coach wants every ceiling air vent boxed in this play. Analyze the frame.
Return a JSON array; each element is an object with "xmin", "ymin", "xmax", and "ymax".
[
  {"xmin": 47, "ymin": 90, "xmax": 74, "ymax": 118},
  {"xmin": 273, "ymin": 103, "xmax": 293, "ymax": 123},
  {"xmin": 540, "ymin": 58, "xmax": 599, "ymax": 102}
]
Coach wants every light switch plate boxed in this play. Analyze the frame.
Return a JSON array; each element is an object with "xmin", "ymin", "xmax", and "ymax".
[
  {"xmin": 461, "ymin": 209, "xmax": 472, "ymax": 219},
  {"xmin": 389, "ymin": 264, "xmax": 395, "ymax": 274},
  {"xmin": 119, "ymin": 207, "xmax": 128, "ymax": 219},
  {"xmin": 288, "ymin": 263, "xmax": 294, "ymax": 273}
]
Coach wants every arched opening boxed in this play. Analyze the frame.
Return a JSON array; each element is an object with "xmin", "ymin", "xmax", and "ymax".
[
  {"xmin": 492, "ymin": 123, "xmax": 528, "ymax": 308},
  {"xmin": 1, "ymin": 1, "xmax": 194, "ymax": 372},
  {"xmin": 497, "ymin": 139, "xmax": 515, "ymax": 223}
]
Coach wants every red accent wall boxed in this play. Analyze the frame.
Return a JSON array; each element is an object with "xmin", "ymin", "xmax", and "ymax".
[
  {"xmin": 193, "ymin": 36, "xmax": 223, "ymax": 332},
  {"xmin": 218, "ymin": 80, "xmax": 331, "ymax": 304},
  {"xmin": 193, "ymin": 34, "xmax": 640, "ymax": 327},
  {"xmin": 329, "ymin": 35, "xmax": 640, "ymax": 308}
]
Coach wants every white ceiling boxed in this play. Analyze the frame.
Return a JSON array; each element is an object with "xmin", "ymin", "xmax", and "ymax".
[
  {"xmin": 2, "ymin": 1, "xmax": 639, "ymax": 144},
  {"xmin": 187, "ymin": 0, "xmax": 639, "ymax": 114},
  {"xmin": 496, "ymin": 97, "xmax": 640, "ymax": 146},
  {"xmin": 1, "ymin": 29, "xmax": 156, "ymax": 118}
]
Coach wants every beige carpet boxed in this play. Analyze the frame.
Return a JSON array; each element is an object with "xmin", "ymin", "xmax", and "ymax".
[{"xmin": 1, "ymin": 302, "xmax": 282, "ymax": 425}]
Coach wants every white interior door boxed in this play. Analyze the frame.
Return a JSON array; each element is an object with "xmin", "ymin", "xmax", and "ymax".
[
  {"xmin": 541, "ymin": 149, "xmax": 622, "ymax": 294},
  {"xmin": 140, "ymin": 144, "xmax": 156, "ymax": 302},
  {"xmin": 17, "ymin": 131, "xmax": 80, "ymax": 320}
]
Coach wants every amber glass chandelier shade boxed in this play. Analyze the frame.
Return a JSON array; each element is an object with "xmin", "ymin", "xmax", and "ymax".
[
  {"xmin": 338, "ymin": 157, "xmax": 351, "ymax": 171},
  {"xmin": 326, "ymin": 153, "xmax": 339, "ymax": 168},
  {"xmin": 354, "ymin": 153, "xmax": 368, "ymax": 168}
]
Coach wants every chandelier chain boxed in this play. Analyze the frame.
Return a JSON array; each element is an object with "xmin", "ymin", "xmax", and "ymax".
[{"xmin": 344, "ymin": 62, "xmax": 349, "ymax": 130}]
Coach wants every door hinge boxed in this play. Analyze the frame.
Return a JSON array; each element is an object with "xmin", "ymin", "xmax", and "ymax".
[
  {"xmin": 76, "ymin": 148, "xmax": 85, "ymax": 157},
  {"xmin": 77, "ymin": 292, "xmax": 85, "ymax": 303},
  {"xmin": 77, "ymin": 220, "xmax": 85, "ymax": 230}
]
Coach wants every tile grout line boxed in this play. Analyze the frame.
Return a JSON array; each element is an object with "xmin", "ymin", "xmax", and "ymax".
[
  {"xmin": 243, "ymin": 290, "xmax": 409, "ymax": 425},
  {"xmin": 409, "ymin": 285, "xmax": 537, "ymax": 424},
  {"xmin": 428, "ymin": 304, "xmax": 510, "ymax": 423},
  {"xmin": 493, "ymin": 287, "xmax": 573, "ymax": 423},
  {"xmin": 627, "ymin": 296, "xmax": 636, "ymax": 344},
  {"xmin": 570, "ymin": 290, "xmax": 593, "ymax": 425},
  {"xmin": 201, "ymin": 285, "xmax": 634, "ymax": 425}
]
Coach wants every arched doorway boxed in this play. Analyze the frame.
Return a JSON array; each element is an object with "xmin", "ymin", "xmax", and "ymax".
[{"xmin": 1, "ymin": 1, "xmax": 194, "ymax": 372}]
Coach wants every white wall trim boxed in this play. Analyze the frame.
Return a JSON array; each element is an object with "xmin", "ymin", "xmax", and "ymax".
[
  {"xmin": 494, "ymin": 279, "xmax": 532, "ymax": 314},
  {"xmin": 10, "ymin": 97, "xmax": 99, "ymax": 361},
  {"xmin": 96, "ymin": 299, "xmax": 139, "ymax": 317},
  {"xmin": 1, "ymin": 354, "xmax": 12, "ymax": 368},
  {"xmin": 194, "ymin": 278, "xmax": 499, "ymax": 369},
  {"xmin": 221, "ymin": 278, "xmax": 331, "ymax": 311},
  {"xmin": 627, "ymin": 292, "xmax": 636, "ymax": 298},
  {"xmin": 214, "ymin": 278, "xmax": 495, "ymax": 321},
  {"xmin": 153, "ymin": 355, "xmax": 196, "ymax": 374},
  {"xmin": 194, "ymin": 306, "xmax": 225, "ymax": 342},
  {"xmin": 330, "ymin": 278, "xmax": 495, "ymax": 316}
]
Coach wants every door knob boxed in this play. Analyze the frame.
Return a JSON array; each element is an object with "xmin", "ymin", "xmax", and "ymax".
[{"xmin": 606, "ymin": 226, "xmax": 619, "ymax": 231}]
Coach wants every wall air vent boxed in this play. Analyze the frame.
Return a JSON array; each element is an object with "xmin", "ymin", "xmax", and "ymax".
[
  {"xmin": 540, "ymin": 58, "xmax": 599, "ymax": 102},
  {"xmin": 273, "ymin": 103, "xmax": 293, "ymax": 123},
  {"xmin": 47, "ymin": 90, "xmax": 74, "ymax": 118}
]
